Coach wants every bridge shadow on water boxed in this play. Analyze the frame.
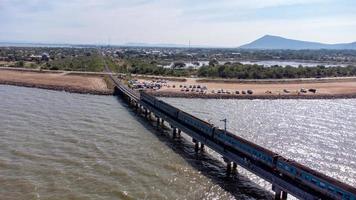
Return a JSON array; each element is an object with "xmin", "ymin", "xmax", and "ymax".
[{"xmin": 115, "ymin": 97, "xmax": 274, "ymax": 200}]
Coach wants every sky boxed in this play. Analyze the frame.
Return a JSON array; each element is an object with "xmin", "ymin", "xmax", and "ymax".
[{"xmin": 1, "ymin": 0, "xmax": 356, "ymax": 47}]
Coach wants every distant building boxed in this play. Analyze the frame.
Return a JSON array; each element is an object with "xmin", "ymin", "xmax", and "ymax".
[
  {"xmin": 28, "ymin": 55, "xmax": 41, "ymax": 62},
  {"xmin": 151, "ymin": 50, "xmax": 161, "ymax": 55},
  {"xmin": 231, "ymin": 53, "xmax": 241, "ymax": 57},
  {"xmin": 41, "ymin": 53, "xmax": 50, "ymax": 61}
]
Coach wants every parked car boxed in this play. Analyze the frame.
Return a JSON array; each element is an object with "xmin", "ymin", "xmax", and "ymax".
[{"xmin": 308, "ymin": 88, "xmax": 317, "ymax": 93}]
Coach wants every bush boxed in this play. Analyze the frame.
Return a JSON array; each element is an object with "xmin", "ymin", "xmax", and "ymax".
[
  {"xmin": 197, "ymin": 63, "xmax": 356, "ymax": 79},
  {"xmin": 15, "ymin": 61, "xmax": 24, "ymax": 67},
  {"xmin": 50, "ymin": 66, "xmax": 59, "ymax": 70}
]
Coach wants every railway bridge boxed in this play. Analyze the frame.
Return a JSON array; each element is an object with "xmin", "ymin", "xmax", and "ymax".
[{"xmin": 106, "ymin": 70, "xmax": 356, "ymax": 200}]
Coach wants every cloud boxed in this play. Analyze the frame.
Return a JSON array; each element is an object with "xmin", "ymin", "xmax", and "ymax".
[
  {"xmin": 0, "ymin": 0, "xmax": 355, "ymax": 46},
  {"xmin": 182, "ymin": 0, "xmax": 326, "ymax": 9}
]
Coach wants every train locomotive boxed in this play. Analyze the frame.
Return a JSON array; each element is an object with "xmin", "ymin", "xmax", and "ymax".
[{"xmin": 140, "ymin": 91, "xmax": 356, "ymax": 200}]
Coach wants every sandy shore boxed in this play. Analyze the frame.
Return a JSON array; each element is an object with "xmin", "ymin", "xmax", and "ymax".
[
  {"xmin": 142, "ymin": 77, "xmax": 356, "ymax": 99},
  {"xmin": 2, "ymin": 68, "xmax": 356, "ymax": 99},
  {"xmin": 0, "ymin": 69, "xmax": 113, "ymax": 95},
  {"xmin": 151, "ymin": 91, "xmax": 356, "ymax": 99}
]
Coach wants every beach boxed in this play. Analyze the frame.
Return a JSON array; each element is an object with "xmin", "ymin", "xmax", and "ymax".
[
  {"xmin": 2, "ymin": 68, "xmax": 356, "ymax": 99},
  {"xmin": 139, "ymin": 77, "xmax": 356, "ymax": 99}
]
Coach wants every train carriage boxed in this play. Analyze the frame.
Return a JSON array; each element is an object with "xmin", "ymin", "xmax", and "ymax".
[
  {"xmin": 177, "ymin": 111, "xmax": 214, "ymax": 137},
  {"xmin": 213, "ymin": 129, "xmax": 278, "ymax": 168},
  {"xmin": 277, "ymin": 158, "xmax": 356, "ymax": 200},
  {"xmin": 140, "ymin": 92, "xmax": 156, "ymax": 106},
  {"xmin": 155, "ymin": 100, "xmax": 180, "ymax": 118}
]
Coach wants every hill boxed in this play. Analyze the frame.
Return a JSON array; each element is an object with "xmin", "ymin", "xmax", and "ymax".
[{"xmin": 239, "ymin": 35, "xmax": 356, "ymax": 50}]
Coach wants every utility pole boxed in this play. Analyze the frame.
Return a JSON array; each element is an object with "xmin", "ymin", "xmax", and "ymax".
[{"xmin": 220, "ymin": 118, "xmax": 227, "ymax": 134}]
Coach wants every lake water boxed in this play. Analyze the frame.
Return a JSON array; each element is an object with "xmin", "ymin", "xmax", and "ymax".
[
  {"xmin": 240, "ymin": 60, "xmax": 348, "ymax": 67},
  {"xmin": 162, "ymin": 60, "xmax": 349, "ymax": 69},
  {"xmin": 1, "ymin": 85, "xmax": 355, "ymax": 200},
  {"xmin": 162, "ymin": 98, "xmax": 356, "ymax": 189},
  {"xmin": 0, "ymin": 85, "xmax": 272, "ymax": 200}
]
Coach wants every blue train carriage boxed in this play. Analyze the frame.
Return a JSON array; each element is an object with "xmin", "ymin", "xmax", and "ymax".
[
  {"xmin": 276, "ymin": 158, "xmax": 356, "ymax": 200},
  {"xmin": 154, "ymin": 100, "xmax": 180, "ymax": 118},
  {"xmin": 177, "ymin": 111, "xmax": 214, "ymax": 137},
  {"xmin": 213, "ymin": 129, "xmax": 278, "ymax": 168},
  {"xmin": 140, "ymin": 92, "xmax": 156, "ymax": 106}
]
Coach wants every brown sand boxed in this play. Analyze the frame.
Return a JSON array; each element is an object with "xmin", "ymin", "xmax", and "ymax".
[
  {"xmin": 2, "ymin": 69, "xmax": 356, "ymax": 98},
  {"xmin": 0, "ymin": 70, "xmax": 112, "ymax": 95},
  {"xmin": 142, "ymin": 77, "xmax": 356, "ymax": 99}
]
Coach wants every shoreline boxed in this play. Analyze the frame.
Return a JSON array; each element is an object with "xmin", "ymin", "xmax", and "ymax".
[
  {"xmin": 3, "ymin": 82, "xmax": 356, "ymax": 99},
  {"xmin": 149, "ymin": 91, "xmax": 356, "ymax": 100},
  {"xmin": 0, "ymin": 69, "xmax": 113, "ymax": 95},
  {"xmin": 142, "ymin": 75, "xmax": 356, "ymax": 100},
  {"xmin": 2, "ymin": 80, "xmax": 356, "ymax": 99},
  {"xmin": 0, "ymin": 80, "xmax": 113, "ymax": 95},
  {"xmin": 1, "ymin": 68, "xmax": 356, "ymax": 99}
]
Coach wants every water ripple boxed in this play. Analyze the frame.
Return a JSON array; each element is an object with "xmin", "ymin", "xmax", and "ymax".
[
  {"xmin": 162, "ymin": 97, "xmax": 356, "ymax": 191},
  {"xmin": 1, "ymin": 85, "xmax": 273, "ymax": 200}
]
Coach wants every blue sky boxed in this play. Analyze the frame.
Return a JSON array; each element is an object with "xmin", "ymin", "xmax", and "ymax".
[{"xmin": 1, "ymin": 0, "xmax": 356, "ymax": 47}]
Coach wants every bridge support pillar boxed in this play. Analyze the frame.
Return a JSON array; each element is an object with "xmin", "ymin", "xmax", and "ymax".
[
  {"xmin": 135, "ymin": 103, "xmax": 139, "ymax": 112},
  {"xmin": 172, "ymin": 128, "xmax": 177, "ymax": 138},
  {"xmin": 156, "ymin": 117, "xmax": 160, "ymax": 128},
  {"xmin": 223, "ymin": 157, "xmax": 232, "ymax": 173},
  {"xmin": 232, "ymin": 162, "xmax": 237, "ymax": 173},
  {"xmin": 226, "ymin": 162, "xmax": 231, "ymax": 173},
  {"xmin": 144, "ymin": 108, "xmax": 148, "ymax": 118},
  {"xmin": 272, "ymin": 185, "xmax": 288, "ymax": 200},
  {"xmin": 177, "ymin": 129, "xmax": 181, "ymax": 137},
  {"xmin": 200, "ymin": 143, "xmax": 205, "ymax": 151},
  {"xmin": 281, "ymin": 191, "xmax": 288, "ymax": 200},
  {"xmin": 274, "ymin": 190, "xmax": 281, "ymax": 200},
  {"xmin": 192, "ymin": 139, "xmax": 199, "ymax": 152}
]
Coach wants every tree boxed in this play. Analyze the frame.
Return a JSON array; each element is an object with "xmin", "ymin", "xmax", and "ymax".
[
  {"xmin": 209, "ymin": 59, "xmax": 219, "ymax": 66},
  {"xmin": 15, "ymin": 61, "xmax": 24, "ymax": 67}
]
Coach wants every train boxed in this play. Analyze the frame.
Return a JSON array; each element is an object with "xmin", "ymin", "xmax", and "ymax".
[{"xmin": 140, "ymin": 91, "xmax": 356, "ymax": 200}]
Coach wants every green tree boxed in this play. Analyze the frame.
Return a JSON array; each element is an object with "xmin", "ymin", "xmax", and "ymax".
[{"xmin": 15, "ymin": 61, "xmax": 24, "ymax": 67}]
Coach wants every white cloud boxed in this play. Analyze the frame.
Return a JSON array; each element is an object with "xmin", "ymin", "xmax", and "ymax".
[
  {"xmin": 179, "ymin": 0, "xmax": 327, "ymax": 11},
  {"xmin": 0, "ymin": 0, "xmax": 355, "ymax": 46}
]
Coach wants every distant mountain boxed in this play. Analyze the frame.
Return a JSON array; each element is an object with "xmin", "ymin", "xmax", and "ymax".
[
  {"xmin": 343, "ymin": 42, "xmax": 356, "ymax": 49},
  {"xmin": 239, "ymin": 35, "xmax": 356, "ymax": 50}
]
